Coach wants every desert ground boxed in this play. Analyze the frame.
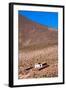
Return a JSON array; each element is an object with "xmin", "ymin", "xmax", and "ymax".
[{"xmin": 18, "ymin": 45, "xmax": 58, "ymax": 79}]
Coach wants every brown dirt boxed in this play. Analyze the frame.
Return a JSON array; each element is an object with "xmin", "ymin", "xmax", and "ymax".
[{"xmin": 18, "ymin": 45, "xmax": 58, "ymax": 79}]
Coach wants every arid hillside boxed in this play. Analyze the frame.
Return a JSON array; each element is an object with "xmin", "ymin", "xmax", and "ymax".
[
  {"xmin": 18, "ymin": 14, "xmax": 58, "ymax": 79},
  {"xmin": 18, "ymin": 15, "xmax": 58, "ymax": 51}
]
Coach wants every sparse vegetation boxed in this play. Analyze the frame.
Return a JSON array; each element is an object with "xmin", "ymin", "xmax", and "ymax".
[{"xmin": 18, "ymin": 45, "xmax": 58, "ymax": 79}]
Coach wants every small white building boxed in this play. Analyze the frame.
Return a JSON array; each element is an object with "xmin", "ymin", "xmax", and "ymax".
[{"xmin": 35, "ymin": 63, "xmax": 42, "ymax": 69}]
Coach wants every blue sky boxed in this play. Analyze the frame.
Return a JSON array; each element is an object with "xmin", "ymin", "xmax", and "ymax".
[{"xmin": 18, "ymin": 10, "xmax": 58, "ymax": 30}]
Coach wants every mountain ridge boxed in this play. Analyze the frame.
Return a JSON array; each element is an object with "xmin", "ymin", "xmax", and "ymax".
[{"xmin": 18, "ymin": 14, "xmax": 58, "ymax": 51}]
